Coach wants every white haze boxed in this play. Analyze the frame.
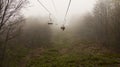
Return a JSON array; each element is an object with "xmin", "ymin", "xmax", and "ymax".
[{"xmin": 22, "ymin": 0, "xmax": 96, "ymax": 25}]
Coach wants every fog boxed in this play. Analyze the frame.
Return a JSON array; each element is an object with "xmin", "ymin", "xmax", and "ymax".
[
  {"xmin": 22, "ymin": 0, "xmax": 96, "ymax": 25},
  {"xmin": 1, "ymin": 0, "xmax": 120, "ymax": 67}
]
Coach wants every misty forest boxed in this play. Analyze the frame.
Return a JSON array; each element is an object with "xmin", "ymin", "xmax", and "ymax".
[{"xmin": 0, "ymin": 0, "xmax": 120, "ymax": 67}]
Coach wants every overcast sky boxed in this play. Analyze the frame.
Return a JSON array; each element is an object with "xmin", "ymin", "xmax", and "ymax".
[{"xmin": 22, "ymin": 0, "xmax": 96, "ymax": 24}]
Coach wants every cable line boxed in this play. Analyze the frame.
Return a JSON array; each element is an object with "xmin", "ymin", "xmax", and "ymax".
[
  {"xmin": 37, "ymin": 0, "xmax": 51, "ymax": 14},
  {"xmin": 37, "ymin": 0, "xmax": 55, "ymax": 25},
  {"xmin": 64, "ymin": 0, "xmax": 72, "ymax": 21},
  {"xmin": 51, "ymin": 0, "xmax": 57, "ymax": 13},
  {"xmin": 61, "ymin": 0, "xmax": 72, "ymax": 31}
]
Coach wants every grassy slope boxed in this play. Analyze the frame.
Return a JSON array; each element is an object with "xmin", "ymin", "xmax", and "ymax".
[
  {"xmin": 25, "ymin": 40, "xmax": 120, "ymax": 67},
  {"xmin": 5, "ymin": 33, "xmax": 120, "ymax": 67}
]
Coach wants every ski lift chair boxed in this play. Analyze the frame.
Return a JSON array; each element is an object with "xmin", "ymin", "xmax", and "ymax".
[
  {"xmin": 61, "ymin": 25, "xmax": 65, "ymax": 31},
  {"xmin": 48, "ymin": 23, "xmax": 53, "ymax": 25}
]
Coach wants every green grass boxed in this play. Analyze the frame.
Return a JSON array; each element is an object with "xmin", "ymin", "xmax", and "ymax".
[
  {"xmin": 2, "ymin": 39, "xmax": 120, "ymax": 67},
  {"xmin": 3, "ymin": 44, "xmax": 30, "ymax": 67},
  {"xmin": 26, "ymin": 48, "xmax": 120, "ymax": 67}
]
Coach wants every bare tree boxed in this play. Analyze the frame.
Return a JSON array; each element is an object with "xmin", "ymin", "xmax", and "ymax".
[
  {"xmin": 0, "ymin": 0, "xmax": 27, "ymax": 67},
  {"xmin": 91, "ymin": 0, "xmax": 120, "ymax": 49},
  {"xmin": 0, "ymin": 0, "xmax": 26, "ymax": 31},
  {"xmin": 74, "ymin": 0, "xmax": 120, "ymax": 51}
]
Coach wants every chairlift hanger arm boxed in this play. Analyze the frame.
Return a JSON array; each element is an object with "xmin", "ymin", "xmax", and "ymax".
[{"xmin": 61, "ymin": 0, "xmax": 72, "ymax": 31}]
